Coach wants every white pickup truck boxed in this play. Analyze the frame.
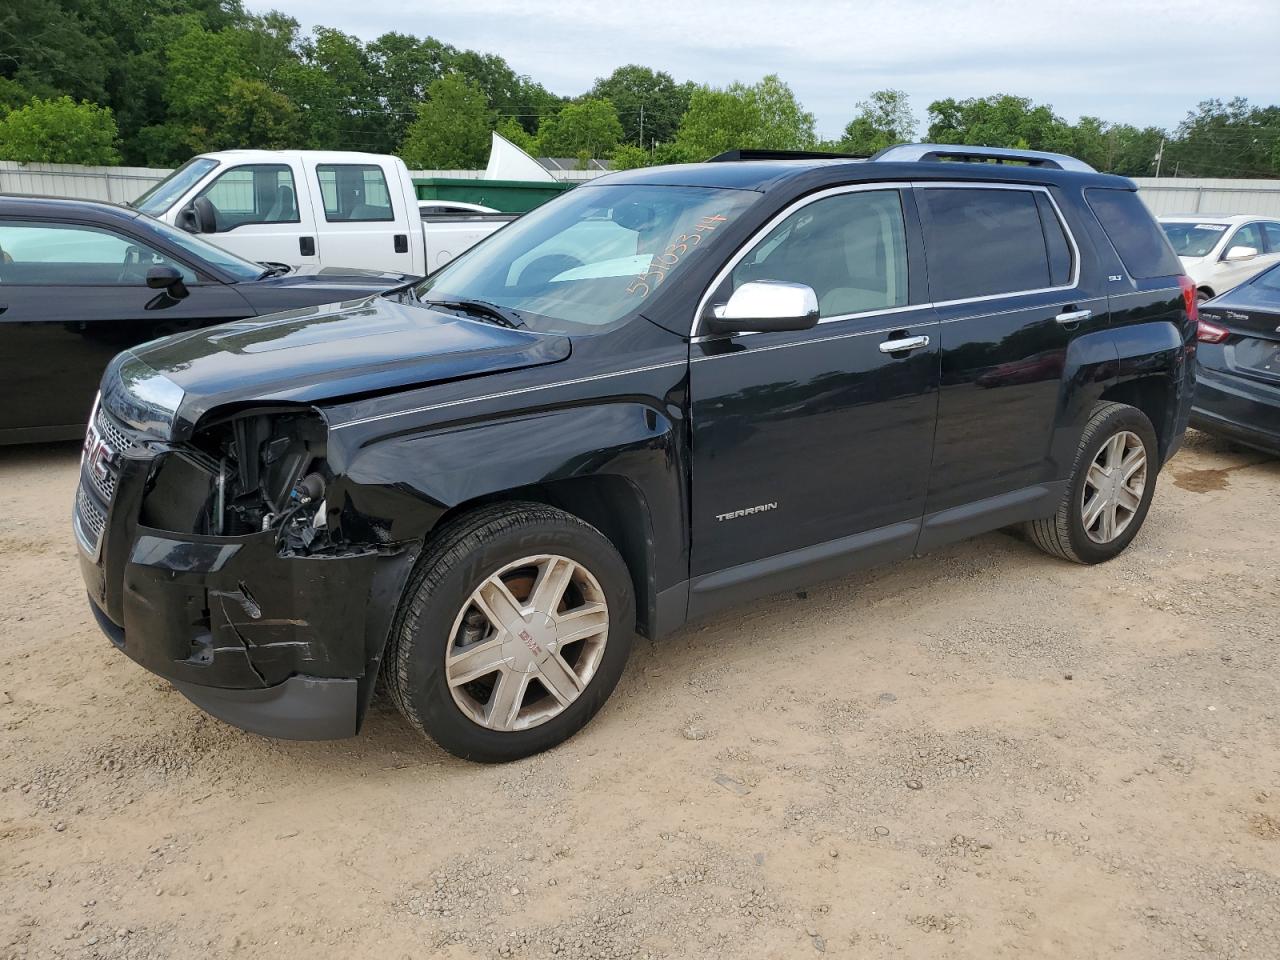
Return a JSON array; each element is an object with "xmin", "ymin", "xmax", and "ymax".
[{"xmin": 131, "ymin": 150, "xmax": 515, "ymax": 276}]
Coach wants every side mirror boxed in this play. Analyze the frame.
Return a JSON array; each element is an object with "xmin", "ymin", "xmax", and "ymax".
[
  {"xmin": 180, "ymin": 196, "xmax": 218, "ymax": 234},
  {"xmin": 703, "ymin": 280, "xmax": 820, "ymax": 335},
  {"xmin": 176, "ymin": 204, "xmax": 199, "ymax": 233},
  {"xmin": 146, "ymin": 264, "xmax": 189, "ymax": 300},
  {"xmin": 1224, "ymin": 244, "xmax": 1258, "ymax": 262}
]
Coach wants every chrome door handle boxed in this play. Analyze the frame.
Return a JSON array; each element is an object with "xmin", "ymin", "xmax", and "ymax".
[
  {"xmin": 879, "ymin": 335, "xmax": 930, "ymax": 354},
  {"xmin": 1055, "ymin": 308, "xmax": 1092, "ymax": 325}
]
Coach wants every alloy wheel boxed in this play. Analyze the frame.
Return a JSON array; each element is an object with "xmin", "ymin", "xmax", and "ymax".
[
  {"xmin": 1080, "ymin": 430, "xmax": 1147, "ymax": 544},
  {"xmin": 445, "ymin": 555, "xmax": 610, "ymax": 731}
]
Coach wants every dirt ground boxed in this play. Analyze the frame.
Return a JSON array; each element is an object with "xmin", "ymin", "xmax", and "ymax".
[{"xmin": 2, "ymin": 430, "xmax": 1278, "ymax": 960}]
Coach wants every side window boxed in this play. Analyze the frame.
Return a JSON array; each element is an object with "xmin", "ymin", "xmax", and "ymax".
[
  {"xmin": 0, "ymin": 221, "xmax": 196, "ymax": 285},
  {"xmin": 1262, "ymin": 222, "xmax": 1280, "ymax": 253},
  {"xmin": 316, "ymin": 164, "xmax": 394, "ymax": 222},
  {"xmin": 1227, "ymin": 223, "xmax": 1264, "ymax": 256},
  {"xmin": 196, "ymin": 164, "xmax": 299, "ymax": 231},
  {"xmin": 918, "ymin": 188, "xmax": 1053, "ymax": 300},
  {"xmin": 1085, "ymin": 188, "xmax": 1182, "ymax": 279},
  {"xmin": 728, "ymin": 190, "xmax": 908, "ymax": 318}
]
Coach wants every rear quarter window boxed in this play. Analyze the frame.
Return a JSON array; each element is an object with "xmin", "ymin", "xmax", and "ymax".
[{"xmin": 1086, "ymin": 188, "xmax": 1182, "ymax": 279}]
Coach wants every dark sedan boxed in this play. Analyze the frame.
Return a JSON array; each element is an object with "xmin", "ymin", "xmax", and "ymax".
[
  {"xmin": 1193, "ymin": 262, "xmax": 1280, "ymax": 454},
  {"xmin": 0, "ymin": 195, "xmax": 416, "ymax": 444}
]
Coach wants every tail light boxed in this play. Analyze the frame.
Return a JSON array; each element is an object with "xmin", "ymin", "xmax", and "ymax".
[
  {"xmin": 1196, "ymin": 315, "xmax": 1230, "ymax": 344},
  {"xmin": 1178, "ymin": 274, "xmax": 1198, "ymax": 325},
  {"xmin": 1178, "ymin": 274, "xmax": 1223, "ymax": 343}
]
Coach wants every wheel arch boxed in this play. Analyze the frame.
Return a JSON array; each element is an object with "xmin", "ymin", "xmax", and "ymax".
[
  {"xmin": 1098, "ymin": 376, "xmax": 1173, "ymax": 458},
  {"xmin": 432, "ymin": 475, "xmax": 661, "ymax": 638}
]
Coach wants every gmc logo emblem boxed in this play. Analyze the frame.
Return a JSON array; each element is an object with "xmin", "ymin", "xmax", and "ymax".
[
  {"xmin": 82, "ymin": 424, "xmax": 116, "ymax": 485},
  {"xmin": 519, "ymin": 628, "xmax": 542, "ymax": 657}
]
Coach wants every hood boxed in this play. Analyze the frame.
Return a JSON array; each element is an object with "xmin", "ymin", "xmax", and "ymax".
[{"xmin": 116, "ymin": 295, "xmax": 570, "ymax": 436}]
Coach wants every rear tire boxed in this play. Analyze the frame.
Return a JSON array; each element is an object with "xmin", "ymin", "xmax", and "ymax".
[
  {"xmin": 1027, "ymin": 402, "xmax": 1159, "ymax": 564},
  {"xmin": 385, "ymin": 502, "xmax": 634, "ymax": 762}
]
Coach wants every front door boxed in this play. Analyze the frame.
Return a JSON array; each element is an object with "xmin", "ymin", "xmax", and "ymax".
[
  {"xmin": 688, "ymin": 186, "xmax": 939, "ymax": 614},
  {"xmin": 188, "ymin": 162, "xmax": 320, "ymax": 267},
  {"xmin": 0, "ymin": 219, "xmax": 251, "ymax": 438}
]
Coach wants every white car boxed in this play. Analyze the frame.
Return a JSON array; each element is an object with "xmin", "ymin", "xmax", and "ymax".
[{"xmin": 1159, "ymin": 215, "xmax": 1280, "ymax": 301}]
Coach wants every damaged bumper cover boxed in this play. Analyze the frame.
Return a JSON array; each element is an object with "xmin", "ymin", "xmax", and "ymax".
[{"xmin": 81, "ymin": 446, "xmax": 416, "ymax": 740}]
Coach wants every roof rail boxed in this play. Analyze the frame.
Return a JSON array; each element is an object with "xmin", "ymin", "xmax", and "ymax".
[
  {"xmin": 707, "ymin": 148, "xmax": 868, "ymax": 162},
  {"xmin": 870, "ymin": 143, "xmax": 1096, "ymax": 173}
]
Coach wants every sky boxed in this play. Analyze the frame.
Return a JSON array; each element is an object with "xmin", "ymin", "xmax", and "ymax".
[{"xmin": 262, "ymin": 0, "xmax": 1280, "ymax": 139}]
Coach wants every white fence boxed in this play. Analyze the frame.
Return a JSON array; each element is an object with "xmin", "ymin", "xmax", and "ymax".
[
  {"xmin": 0, "ymin": 160, "xmax": 606, "ymax": 204},
  {"xmin": 1131, "ymin": 178, "xmax": 1280, "ymax": 217}
]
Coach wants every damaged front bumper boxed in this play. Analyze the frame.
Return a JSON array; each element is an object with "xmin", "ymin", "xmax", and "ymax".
[{"xmin": 78, "ymin": 409, "xmax": 416, "ymax": 740}]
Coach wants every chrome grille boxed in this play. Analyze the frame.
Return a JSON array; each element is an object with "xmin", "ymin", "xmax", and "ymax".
[
  {"xmin": 95, "ymin": 408, "xmax": 136, "ymax": 456},
  {"xmin": 75, "ymin": 403, "xmax": 141, "ymax": 559},
  {"xmin": 75, "ymin": 485, "xmax": 107, "ymax": 546}
]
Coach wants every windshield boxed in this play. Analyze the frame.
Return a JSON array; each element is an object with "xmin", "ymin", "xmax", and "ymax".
[
  {"xmin": 133, "ymin": 158, "xmax": 219, "ymax": 215},
  {"xmin": 1161, "ymin": 221, "xmax": 1228, "ymax": 258},
  {"xmin": 132, "ymin": 213, "xmax": 268, "ymax": 282},
  {"xmin": 415, "ymin": 183, "xmax": 760, "ymax": 334}
]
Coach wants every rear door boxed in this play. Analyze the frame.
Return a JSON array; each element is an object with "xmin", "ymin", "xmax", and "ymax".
[
  {"xmin": 0, "ymin": 218, "xmax": 250, "ymax": 437},
  {"xmin": 915, "ymin": 182, "xmax": 1109, "ymax": 540},
  {"xmin": 688, "ymin": 185, "xmax": 939, "ymax": 613},
  {"xmin": 189, "ymin": 161, "xmax": 319, "ymax": 267},
  {"xmin": 303, "ymin": 159, "xmax": 417, "ymax": 273}
]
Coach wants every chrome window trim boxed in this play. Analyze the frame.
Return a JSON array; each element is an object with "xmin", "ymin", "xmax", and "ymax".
[
  {"xmin": 691, "ymin": 180, "xmax": 1083, "ymax": 339},
  {"xmin": 331, "ymin": 359, "xmax": 689, "ymax": 430},
  {"xmin": 691, "ymin": 182, "xmax": 914, "ymax": 338}
]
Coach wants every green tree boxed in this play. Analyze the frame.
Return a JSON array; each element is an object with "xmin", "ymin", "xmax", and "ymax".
[
  {"xmin": 590, "ymin": 65, "xmax": 691, "ymax": 147},
  {"xmin": 495, "ymin": 116, "xmax": 538, "ymax": 154},
  {"xmin": 536, "ymin": 98, "xmax": 623, "ymax": 159},
  {"xmin": 610, "ymin": 143, "xmax": 653, "ymax": 170},
  {"xmin": 400, "ymin": 74, "xmax": 494, "ymax": 169},
  {"xmin": 1166, "ymin": 98, "xmax": 1280, "ymax": 177},
  {"xmin": 367, "ymin": 32, "xmax": 451, "ymax": 148},
  {"xmin": 0, "ymin": 96, "xmax": 120, "ymax": 163},
  {"xmin": 216, "ymin": 77, "xmax": 300, "ymax": 149},
  {"xmin": 839, "ymin": 89, "xmax": 915, "ymax": 155},
  {"xmin": 926, "ymin": 94, "xmax": 1075, "ymax": 153},
  {"xmin": 672, "ymin": 74, "xmax": 815, "ymax": 160},
  {"xmin": 752, "ymin": 75, "xmax": 816, "ymax": 150}
]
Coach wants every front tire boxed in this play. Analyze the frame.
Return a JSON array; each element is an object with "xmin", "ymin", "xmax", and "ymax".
[
  {"xmin": 1027, "ymin": 402, "xmax": 1159, "ymax": 564},
  {"xmin": 385, "ymin": 503, "xmax": 634, "ymax": 762}
]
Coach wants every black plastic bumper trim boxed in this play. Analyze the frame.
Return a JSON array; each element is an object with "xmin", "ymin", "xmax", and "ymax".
[{"xmin": 172, "ymin": 675, "xmax": 359, "ymax": 741}]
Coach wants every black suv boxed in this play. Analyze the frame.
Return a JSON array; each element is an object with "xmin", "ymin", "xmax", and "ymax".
[{"xmin": 77, "ymin": 144, "xmax": 1197, "ymax": 761}]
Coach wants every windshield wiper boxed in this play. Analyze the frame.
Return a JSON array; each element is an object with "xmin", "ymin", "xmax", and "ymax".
[
  {"xmin": 257, "ymin": 262, "xmax": 292, "ymax": 279},
  {"xmin": 423, "ymin": 298, "xmax": 526, "ymax": 329}
]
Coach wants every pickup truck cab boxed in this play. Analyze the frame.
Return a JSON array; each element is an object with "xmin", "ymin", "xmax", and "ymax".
[
  {"xmin": 79, "ymin": 145, "xmax": 1197, "ymax": 762},
  {"xmin": 133, "ymin": 150, "xmax": 514, "ymax": 275}
]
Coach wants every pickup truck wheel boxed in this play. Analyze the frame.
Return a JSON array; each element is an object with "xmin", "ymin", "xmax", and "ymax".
[
  {"xmin": 1027, "ymin": 402, "xmax": 1159, "ymax": 564},
  {"xmin": 385, "ymin": 503, "xmax": 634, "ymax": 762}
]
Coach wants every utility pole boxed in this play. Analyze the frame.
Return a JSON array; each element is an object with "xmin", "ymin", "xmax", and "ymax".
[
  {"xmin": 639, "ymin": 104, "xmax": 644, "ymax": 148},
  {"xmin": 1154, "ymin": 137, "xmax": 1164, "ymax": 178}
]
